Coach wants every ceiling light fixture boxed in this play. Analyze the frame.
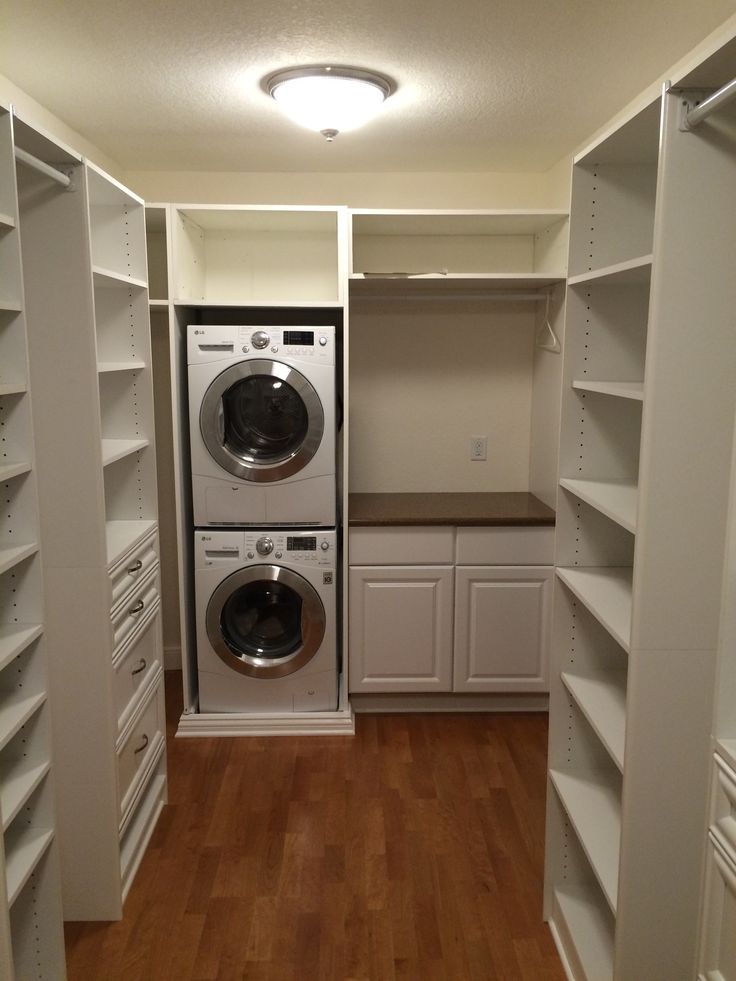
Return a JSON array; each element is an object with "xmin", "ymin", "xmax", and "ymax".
[{"xmin": 266, "ymin": 66, "xmax": 393, "ymax": 142}]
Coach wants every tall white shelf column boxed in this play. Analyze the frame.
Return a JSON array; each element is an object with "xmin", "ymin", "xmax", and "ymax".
[
  {"xmin": 16, "ymin": 116, "xmax": 167, "ymax": 920},
  {"xmin": 545, "ymin": 45, "xmax": 736, "ymax": 980},
  {"xmin": 0, "ymin": 106, "xmax": 66, "ymax": 979}
]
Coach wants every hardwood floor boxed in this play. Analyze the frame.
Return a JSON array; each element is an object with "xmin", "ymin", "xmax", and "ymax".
[{"xmin": 64, "ymin": 675, "xmax": 565, "ymax": 981}]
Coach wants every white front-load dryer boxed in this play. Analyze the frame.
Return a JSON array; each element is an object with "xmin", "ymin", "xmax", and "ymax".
[
  {"xmin": 188, "ymin": 324, "xmax": 336, "ymax": 527},
  {"xmin": 194, "ymin": 529, "xmax": 338, "ymax": 713}
]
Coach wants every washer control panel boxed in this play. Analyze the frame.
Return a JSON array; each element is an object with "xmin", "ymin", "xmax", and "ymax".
[
  {"xmin": 188, "ymin": 324, "xmax": 335, "ymax": 366},
  {"xmin": 196, "ymin": 530, "xmax": 335, "ymax": 567}
]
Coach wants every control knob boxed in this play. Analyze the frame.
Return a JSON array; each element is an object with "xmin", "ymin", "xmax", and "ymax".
[
  {"xmin": 256, "ymin": 537, "xmax": 274, "ymax": 556},
  {"xmin": 320, "ymin": 540, "xmax": 330, "ymax": 551},
  {"xmin": 251, "ymin": 330, "xmax": 270, "ymax": 349}
]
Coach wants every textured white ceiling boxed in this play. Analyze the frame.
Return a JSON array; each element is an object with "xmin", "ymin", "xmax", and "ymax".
[{"xmin": 2, "ymin": 0, "xmax": 736, "ymax": 173}]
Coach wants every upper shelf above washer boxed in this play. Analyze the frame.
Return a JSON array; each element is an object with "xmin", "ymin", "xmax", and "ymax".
[
  {"xmin": 349, "ymin": 209, "xmax": 569, "ymax": 297},
  {"xmin": 170, "ymin": 205, "xmax": 347, "ymax": 307}
]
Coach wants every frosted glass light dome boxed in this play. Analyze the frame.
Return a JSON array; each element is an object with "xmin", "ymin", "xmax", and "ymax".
[{"xmin": 267, "ymin": 66, "xmax": 392, "ymax": 141}]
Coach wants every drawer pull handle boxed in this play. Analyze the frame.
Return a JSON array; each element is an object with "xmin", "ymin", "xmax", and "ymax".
[
  {"xmin": 131, "ymin": 658, "xmax": 147, "ymax": 676},
  {"xmin": 134, "ymin": 733, "xmax": 149, "ymax": 755},
  {"xmin": 127, "ymin": 559, "xmax": 143, "ymax": 574},
  {"xmin": 128, "ymin": 599, "xmax": 145, "ymax": 616}
]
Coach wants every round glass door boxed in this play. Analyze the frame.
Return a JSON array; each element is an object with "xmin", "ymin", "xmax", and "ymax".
[
  {"xmin": 206, "ymin": 565, "xmax": 326, "ymax": 678},
  {"xmin": 200, "ymin": 359, "xmax": 324, "ymax": 482}
]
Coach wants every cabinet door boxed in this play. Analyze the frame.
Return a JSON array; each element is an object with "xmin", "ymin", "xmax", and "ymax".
[
  {"xmin": 349, "ymin": 566, "xmax": 453, "ymax": 692},
  {"xmin": 453, "ymin": 566, "xmax": 553, "ymax": 692}
]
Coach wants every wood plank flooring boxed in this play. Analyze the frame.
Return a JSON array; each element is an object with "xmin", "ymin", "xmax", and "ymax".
[{"xmin": 64, "ymin": 675, "xmax": 564, "ymax": 981}]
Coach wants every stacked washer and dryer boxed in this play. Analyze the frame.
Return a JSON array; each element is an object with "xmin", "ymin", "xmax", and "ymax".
[{"xmin": 187, "ymin": 324, "xmax": 339, "ymax": 713}]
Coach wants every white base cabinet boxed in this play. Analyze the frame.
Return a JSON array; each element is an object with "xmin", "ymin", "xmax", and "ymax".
[
  {"xmin": 349, "ymin": 525, "xmax": 554, "ymax": 694},
  {"xmin": 454, "ymin": 566, "xmax": 553, "ymax": 692},
  {"xmin": 349, "ymin": 565, "xmax": 454, "ymax": 691}
]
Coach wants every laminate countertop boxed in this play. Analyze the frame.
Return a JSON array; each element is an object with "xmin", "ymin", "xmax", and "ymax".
[{"xmin": 348, "ymin": 492, "xmax": 555, "ymax": 527}]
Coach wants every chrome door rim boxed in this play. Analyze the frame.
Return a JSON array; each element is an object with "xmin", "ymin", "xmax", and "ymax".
[
  {"xmin": 199, "ymin": 359, "xmax": 325, "ymax": 482},
  {"xmin": 205, "ymin": 565, "xmax": 326, "ymax": 678}
]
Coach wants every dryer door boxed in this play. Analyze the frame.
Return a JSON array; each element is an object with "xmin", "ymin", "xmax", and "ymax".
[
  {"xmin": 199, "ymin": 359, "xmax": 324, "ymax": 482},
  {"xmin": 206, "ymin": 565, "xmax": 326, "ymax": 678}
]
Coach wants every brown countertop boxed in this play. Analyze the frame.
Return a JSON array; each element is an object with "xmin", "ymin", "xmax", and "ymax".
[{"xmin": 348, "ymin": 492, "xmax": 555, "ymax": 527}]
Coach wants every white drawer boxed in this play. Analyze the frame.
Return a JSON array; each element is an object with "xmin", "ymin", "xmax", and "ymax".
[
  {"xmin": 112, "ymin": 611, "xmax": 162, "ymax": 734},
  {"xmin": 117, "ymin": 680, "xmax": 165, "ymax": 827},
  {"xmin": 349, "ymin": 526, "xmax": 455, "ymax": 565},
  {"xmin": 713, "ymin": 753, "xmax": 736, "ymax": 857},
  {"xmin": 699, "ymin": 831, "xmax": 736, "ymax": 981},
  {"xmin": 109, "ymin": 531, "xmax": 159, "ymax": 614},
  {"xmin": 111, "ymin": 569, "xmax": 159, "ymax": 656},
  {"xmin": 455, "ymin": 526, "xmax": 555, "ymax": 565}
]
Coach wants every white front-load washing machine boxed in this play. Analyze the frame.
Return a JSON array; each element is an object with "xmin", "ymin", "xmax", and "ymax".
[
  {"xmin": 188, "ymin": 324, "xmax": 336, "ymax": 527},
  {"xmin": 194, "ymin": 528, "xmax": 338, "ymax": 713}
]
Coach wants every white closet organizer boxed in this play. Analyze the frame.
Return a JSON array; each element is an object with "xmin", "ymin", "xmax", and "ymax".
[
  {"xmin": 0, "ymin": 106, "xmax": 66, "ymax": 980},
  {"xmin": 545, "ymin": 36, "xmax": 736, "ymax": 979},
  {"xmin": 17, "ymin": 124, "xmax": 166, "ymax": 920},
  {"xmin": 159, "ymin": 204, "xmax": 353, "ymax": 736}
]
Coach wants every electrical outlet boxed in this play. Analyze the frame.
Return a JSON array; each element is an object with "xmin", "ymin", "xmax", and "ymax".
[{"xmin": 470, "ymin": 435, "xmax": 487, "ymax": 461}]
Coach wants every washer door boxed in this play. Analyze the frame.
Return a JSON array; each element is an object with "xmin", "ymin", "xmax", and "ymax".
[
  {"xmin": 199, "ymin": 359, "xmax": 325, "ymax": 482},
  {"xmin": 206, "ymin": 565, "xmax": 326, "ymax": 678}
]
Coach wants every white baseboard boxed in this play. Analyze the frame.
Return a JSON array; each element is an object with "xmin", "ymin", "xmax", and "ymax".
[{"xmin": 350, "ymin": 692, "xmax": 549, "ymax": 713}]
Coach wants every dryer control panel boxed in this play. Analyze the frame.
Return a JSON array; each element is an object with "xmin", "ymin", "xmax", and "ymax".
[{"xmin": 196, "ymin": 529, "xmax": 336, "ymax": 568}]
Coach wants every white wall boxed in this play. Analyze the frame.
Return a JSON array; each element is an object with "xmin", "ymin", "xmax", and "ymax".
[
  {"xmin": 125, "ymin": 168, "xmax": 560, "ymax": 210},
  {"xmin": 349, "ymin": 301, "xmax": 536, "ymax": 493},
  {"xmin": 0, "ymin": 72, "xmax": 123, "ymax": 178}
]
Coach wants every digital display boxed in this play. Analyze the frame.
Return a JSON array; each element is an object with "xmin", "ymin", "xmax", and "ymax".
[
  {"xmin": 283, "ymin": 330, "xmax": 314, "ymax": 346},
  {"xmin": 287, "ymin": 536, "xmax": 316, "ymax": 551}
]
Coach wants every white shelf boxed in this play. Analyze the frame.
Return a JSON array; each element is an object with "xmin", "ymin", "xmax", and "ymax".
[
  {"xmin": 561, "ymin": 671, "xmax": 627, "ymax": 771},
  {"xmin": 557, "ymin": 567, "xmax": 633, "ymax": 653},
  {"xmin": 0, "ymin": 299, "xmax": 22, "ymax": 313},
  {"xmin": 0, "ymin": 382, "xmax": 26, "ymax": 396},
  {"xmin": 97, "ymin": 360, "xmax": 146, "ymax": 374},
  {"xmin": 0, "ymin": 759, "xmax": 51, "ymax": 831},
  {"xmin": 101, "ymin": 437, "xmax": 149, "ymax": 467},
  {"xmin": 0, "ymin": 462, "xmax": 31, "ymax": 482},
  {"xmin": 560, "ymin": 478, "xmax": 638, "ymax": 534},
  {"xmin": 349, "ymin": 273, "xmax": 565, "ymax": 295},
  {"xmin": 572, "ymin": 380, "xmax": 644, "ymax": 402},
  {"xmin": 568, "ymin": 255, "xmax": 653, "ymax": 287},
  {"xmin": 553, "ymin": 885, "xmax": 614, "ymax": 981},
  {"xmin": 172, "ymin": 297, "xmax": 343, "ymax": 309},
  {"xmin": 106, "ymin": 518, "xmax": 157, "ymax": 568},
  {"xmin": 0, "ymin": 692, "xmax": 47, "ymax": 753},
  {"xmin": 0, "ymin": 542, "xmax": 38, "ymax": 577},
  {"xmin": 148, "ymin": 299, "xmax": 168, "ymax": 308},
  {"xmin": 0, "ymin": 212, "xmax": 15, "ymax": 230},
  {"xmin": 5, "ymin": 826, "xmax": 54, "ymax": 906},
  {"xmin": 92, "ymin": 266, "xmax": 147, "ymax": 290},
  {"xmin": 0, "ymin": 624, "xmax": 43, "ymax": 673},
  {"xmin": 550, "ymin": 769, "xmax": 621, "ymax": 913}
]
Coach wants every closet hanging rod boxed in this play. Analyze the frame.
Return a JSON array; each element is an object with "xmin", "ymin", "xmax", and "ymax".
[
  {"xmin": 353, "ymin": 291, "xmax": 549, "ymax": 302},
  {"xmin": 14, "ymin": 147, "xmax": 71, "ymax": 188},
  {"xmin": 684, "ymin": 76, "xmax": 736, "ymax": 129}
]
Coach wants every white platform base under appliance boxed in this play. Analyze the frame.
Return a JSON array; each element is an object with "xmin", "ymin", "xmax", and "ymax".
[{"xmin": 176, "ymin": 704, "xmax": 355, "ymax": 737}]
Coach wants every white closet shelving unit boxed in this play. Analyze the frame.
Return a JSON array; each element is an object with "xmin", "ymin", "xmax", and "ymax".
[
  {"xmin": 0, "ymin": 105, "xmax": 66, "ymax": 979},
  {"xmin": 545, "ymin": 33, "xmax": 736, "ymax": 979},
  {"xmin": 16, "ymin": 116, "xmax": 166, "ymax": 920},
  {"xmin": 161, "ymin": 204, "xmax": 354, "ymax": 735}
]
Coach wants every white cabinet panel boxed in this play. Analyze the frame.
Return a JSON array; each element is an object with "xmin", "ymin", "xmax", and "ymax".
[
  {"xmin": 454, "ymin": 566, "xmax": 553, "ymax": 692},
  {"xmin": 349, "ymin": 566, "xmax": 453, "ymax": 692}
]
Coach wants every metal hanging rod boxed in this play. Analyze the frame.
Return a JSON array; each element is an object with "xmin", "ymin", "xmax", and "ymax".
[
  {"xmin": 683, "ymin": 76, "xmax": 736, "ymax": 130},
  {"xmin": 14, "ymin": 146, "xmax": 71, "ymax": 188}
]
